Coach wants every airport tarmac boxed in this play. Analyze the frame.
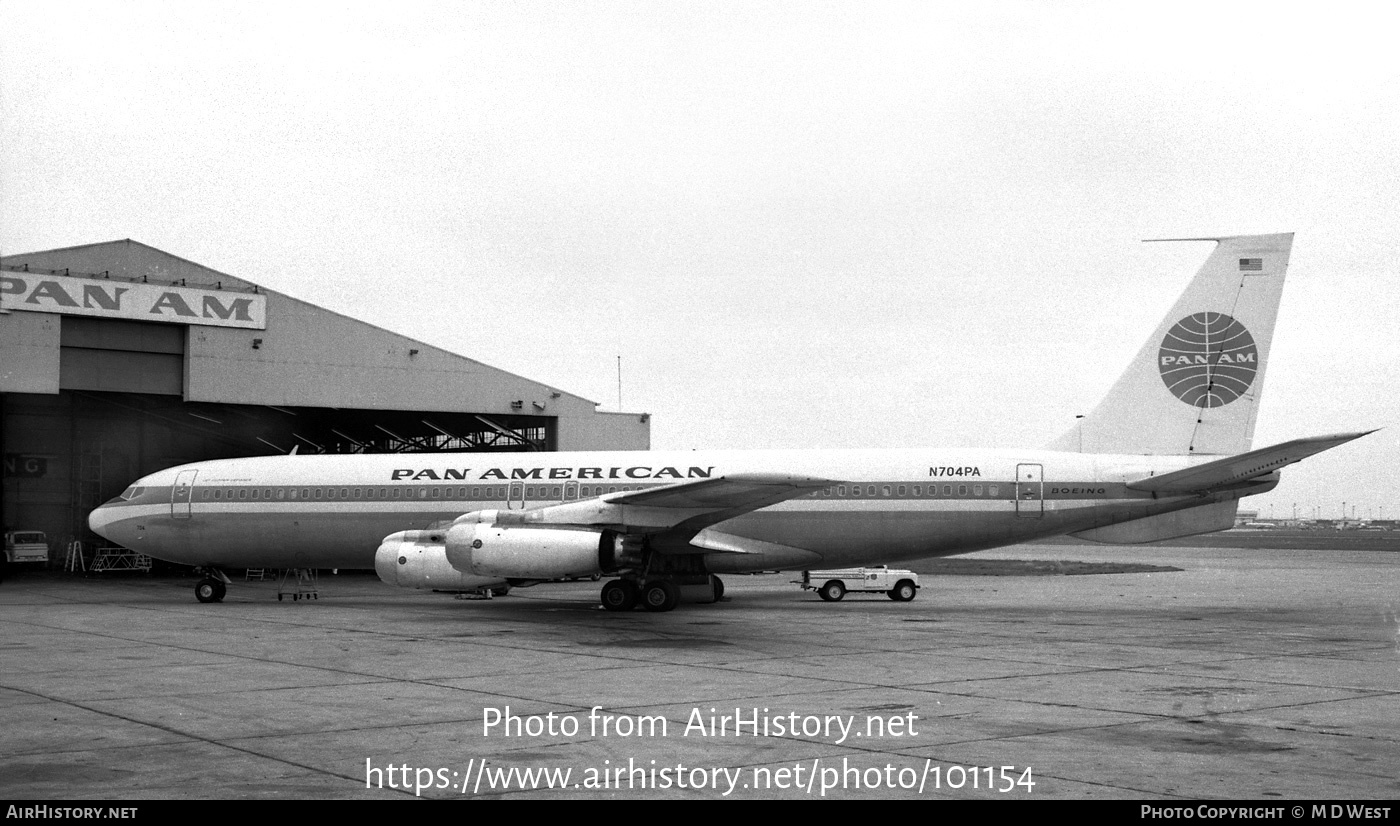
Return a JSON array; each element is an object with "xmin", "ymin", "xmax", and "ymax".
[{"xmin": 1, "ymin": 543, "xmax": 1397, "ymax": 800}]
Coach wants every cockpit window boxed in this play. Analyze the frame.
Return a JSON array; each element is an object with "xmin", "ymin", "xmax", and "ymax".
[{"xmin": 119, "ymin": 486, "xmax": 145, "ymax": 501}]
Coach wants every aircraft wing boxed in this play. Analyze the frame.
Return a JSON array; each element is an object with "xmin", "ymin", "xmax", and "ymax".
[
  {"xmin": 604, "ymin": 473, "xmax": 836, "ymax": 509},
  {"xmin": 515, "ymin": 473, "xmax": 839, "ymax": 539},
  {"xmin": 1125, "ymin": 430, "xmax": 1375, "ymax": 495},
  {"xmin": 615, "ymin": 473, "xmax": 840, "ymax": 539}
]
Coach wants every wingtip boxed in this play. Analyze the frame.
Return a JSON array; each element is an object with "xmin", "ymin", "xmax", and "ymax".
[{"xmin": 1296, "ymin": 429, "xmax": 1379, "ymax": 443}]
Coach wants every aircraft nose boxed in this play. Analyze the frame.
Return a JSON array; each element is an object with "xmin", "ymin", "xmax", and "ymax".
[{"xmin": 88, "ymin": 500, "xmax": 130, "ymax": 546}]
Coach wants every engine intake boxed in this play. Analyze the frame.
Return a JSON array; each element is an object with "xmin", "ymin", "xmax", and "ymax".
[{"xmin": 375, "ymin": 529, "xmax": 508, "ymax": 592}]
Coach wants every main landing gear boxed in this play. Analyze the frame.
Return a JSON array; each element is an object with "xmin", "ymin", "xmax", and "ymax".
[
  {"xmin": 640, "ymin": 580, "xmax": 680, "ymax": 612},
  {"xmin": 599, "ymin": 575, "xmax": 723, "ymax": 613},
  {"xmin": 601, "ymin": 579, "xmax": 639, "ymax": 611},
  {"xmin": 195, "ymin": 574, "xmax": 228, "ymax": 603}
]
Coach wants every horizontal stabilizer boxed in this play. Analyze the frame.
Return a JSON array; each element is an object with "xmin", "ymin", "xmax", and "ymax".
[{"xmin": 1126, "ymin": 430, "xmax": 1375, "ymax": 494}]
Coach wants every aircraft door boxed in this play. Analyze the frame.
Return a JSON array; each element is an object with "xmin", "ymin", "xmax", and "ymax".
[
  {"xmin": 171, "ymin": 469, "xmax": 198, "ymax": 519},
  {"xmin": 508, "ymin": 482, "xmax": 524, "ymax": 510},
  {"xmin": 1016, "ymin": 463, "xmax": 1043, "ymax": 517}
]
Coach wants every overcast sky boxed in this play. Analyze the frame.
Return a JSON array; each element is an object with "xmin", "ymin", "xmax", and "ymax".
[{"xmin": 3, "ymin": 1, "xmax": 1397, "ymax": 520}]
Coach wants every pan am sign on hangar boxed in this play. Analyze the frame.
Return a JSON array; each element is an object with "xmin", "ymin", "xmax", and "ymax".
[{"xmin": 0, "ymin": 271, "xmax": 266, "ymax": 330}]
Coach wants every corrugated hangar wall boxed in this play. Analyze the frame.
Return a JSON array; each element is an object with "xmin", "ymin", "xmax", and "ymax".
[{"xmin": 0, "ymin": 240, "xmax": 649, "ymax": 555}]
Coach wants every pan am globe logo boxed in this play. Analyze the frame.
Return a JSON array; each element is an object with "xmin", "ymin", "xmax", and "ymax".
[{"xmin": 1158, "ymin": 312, "xmax": 1258, "ymax": 408}]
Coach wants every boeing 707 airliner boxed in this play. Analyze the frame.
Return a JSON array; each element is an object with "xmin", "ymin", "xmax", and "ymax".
[{"xmin": 88, "ymin": 233, "xmax": 1372, "ymax": 611}]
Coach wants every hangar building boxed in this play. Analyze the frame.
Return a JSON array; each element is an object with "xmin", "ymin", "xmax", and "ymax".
[{"xmin": 0, "ymin": 240, "xmax": 649, "ymax": 559}]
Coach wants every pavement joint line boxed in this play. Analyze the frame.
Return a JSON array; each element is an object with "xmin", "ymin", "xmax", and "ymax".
[
  {"xmin": 1118, "ymin": 665, "xmax": 1400, "ymax": 695},
  {"xmin": 0, "ymin": 683, "xmax": 406, "ymax": 795},
  {"xmin": 910, "ymin": 683, "xmax": 1398, "ymax": 724},
  {"xmin": 6, "ymin": 609, "xmax": 871, "ymax": 684}
]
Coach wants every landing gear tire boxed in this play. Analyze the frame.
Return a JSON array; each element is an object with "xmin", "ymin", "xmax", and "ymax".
[
  {"xmin": 601, "ymin": 579, "xmax": 638, "ymax": 612},
  {"xmin": 712, "ymin": 575, "xmax": 725, "ymax": 602},
  {"xmin": 641, "ymin": 580, "xmax": 680, "ymax": 613},
  {"xmin": 888, "ymin": 580, "xmax": 917, "ymax": 602},
  {"xmin": 195, "ymin": 578, "xmax": 226, "ymax": 603},
  {"xmin": 819, "ymin": 581, "xmax": 845, "ymax": 602}
]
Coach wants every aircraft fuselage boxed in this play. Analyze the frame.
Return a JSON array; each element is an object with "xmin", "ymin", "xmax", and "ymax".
[{"xmin": 88, "ymin": 447, "xmax": 1260, "ymax": 572}]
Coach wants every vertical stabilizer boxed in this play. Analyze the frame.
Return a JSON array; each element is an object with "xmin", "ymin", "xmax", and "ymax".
[{"xmin": 1048, "ymin": 233, "xmax": 1292, "ymax": 456}]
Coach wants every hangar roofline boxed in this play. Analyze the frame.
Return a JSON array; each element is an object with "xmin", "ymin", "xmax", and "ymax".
[
  {"xmin": 1, "ymin": 239, "xmax": 625, "ymax": 414},
  {"xmin": 2, "ymin": 238, "xmax": 253, "ymax": 291}
]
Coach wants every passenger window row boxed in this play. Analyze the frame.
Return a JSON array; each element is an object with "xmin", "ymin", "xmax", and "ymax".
[
  {"xmin": 813, "ymin": 484, "xmax": 999, "ymax": 498},
  {"xmin": 197, "ymin": 484, "xmax": 654, "ymax": 502}
]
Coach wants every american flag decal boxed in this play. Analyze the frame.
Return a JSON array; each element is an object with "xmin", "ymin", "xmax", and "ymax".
[{"xmin": 1239, "ymin": 258, "xmax": 1263, "ymax": 271}]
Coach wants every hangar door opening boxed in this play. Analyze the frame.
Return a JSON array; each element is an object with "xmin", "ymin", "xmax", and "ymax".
[{"xmin": 1, "ymin": 390, "xmax": 558, "ymax": 548}]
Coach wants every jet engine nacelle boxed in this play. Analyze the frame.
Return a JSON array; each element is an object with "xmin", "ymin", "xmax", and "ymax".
[
  {"xmin": 445, "ymin": 516, "xmax": 610, "ymax": 579},
  {"xmin": 375, "ymin": 529, "xmax": 509, "ymax": 592}
]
